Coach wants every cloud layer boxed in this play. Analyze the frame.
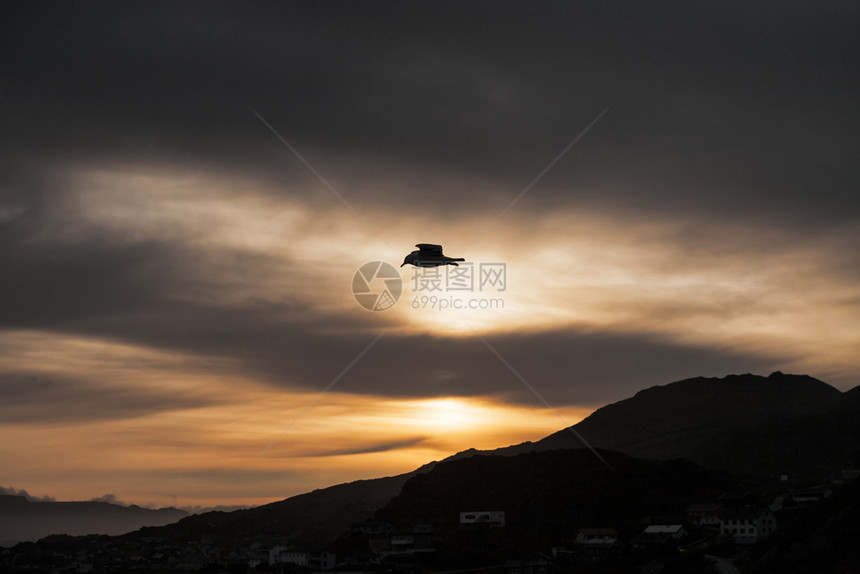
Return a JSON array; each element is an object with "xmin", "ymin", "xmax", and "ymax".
[{"xmin": 2, "ymin": 1, "xmax": 859, "ymax": 506}]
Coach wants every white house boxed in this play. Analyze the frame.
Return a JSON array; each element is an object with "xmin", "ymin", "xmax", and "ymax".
[
  {"xmin": 686, "ymin": 503, "xmax": 722, "ymax": 527},
  {"xmin": 460, "ymin": 511, "xmax": 505, "ymax": 528},
  {"xmin": 720, "ymin": 506, "xmax": 777, "ymax": 544}
]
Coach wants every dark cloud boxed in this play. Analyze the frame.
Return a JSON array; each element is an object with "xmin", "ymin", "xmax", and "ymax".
[
  {"xmin": 0, "ymin": 227, "xmax": 783, "ymax": 408},
  {"xmin": 0, "ymin": 241, "xmax": 171, "ymax": 329},
  {"xmin": 2, "ymin": 3, "xmax": 857, "ymax": 506},
  {"xmin": 0, "ymin": 374, "xmax": 216, "ymax": 424},
  {"xmin": 1, "ymin": 318, "xmax": 777, "ymax": 410},
  {"xmin": 0, "ymin": 1, "xmax": 857, "ymax": 416},
  {"xmin": 284, "ymin": 437, "xmax": 430, "ymax": 458},
  {"xmin": 0, "ymin": 182, "xmax": 795, "ymax": 409},
  {"xmin": 3, "ymin": 1, "xmax": 858, "ymax": 220},
  {"xmin": 330, "ymin": 329, "xmax": 782, "ymax": 407}
]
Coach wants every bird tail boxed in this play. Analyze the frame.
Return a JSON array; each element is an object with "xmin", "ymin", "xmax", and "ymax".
[{"xmin": 453, "ymin": 258, "xmax": 465, "ymax": 261}]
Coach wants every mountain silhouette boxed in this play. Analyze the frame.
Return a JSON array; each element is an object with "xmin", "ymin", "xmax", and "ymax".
[
  {"xmin": 6, "ymin": 372, "xmax": 858, "ymax": 551},
  {"xmin": 0, "ymin": 495, "xmax": 187, "ymax": 546},
  {"xmin": 464, "ymin": 372, "xmax": 857, "ymax": 481},
  {"xmin": 108, "ymin": 372, "xmax": 859, "ymax": 548},
  {"xmin": 540, "ymin": 372, "xmax": 839, "ymax": 448},
  {"xmin": 130, "ymin": 468, "xmax": 433, "ymax": 550},
  {"xmin": 376, "ymin": 449, "xmax": 741, "ymax": 534}
]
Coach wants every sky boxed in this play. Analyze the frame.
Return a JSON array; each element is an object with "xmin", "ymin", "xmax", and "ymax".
[{"xmin": 2, "ymin": 1, "xmax": 859, "ymax": 509}]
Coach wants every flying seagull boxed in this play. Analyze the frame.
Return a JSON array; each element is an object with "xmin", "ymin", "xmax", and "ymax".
[{"xmin": 401, "ymin": 244, "xmax": 466, "ymax": 267}]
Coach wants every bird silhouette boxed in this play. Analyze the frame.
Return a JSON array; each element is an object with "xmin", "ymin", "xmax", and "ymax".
[{"xmin": 401, "ymin": 244, "xmax": 465, "ymax": 267}]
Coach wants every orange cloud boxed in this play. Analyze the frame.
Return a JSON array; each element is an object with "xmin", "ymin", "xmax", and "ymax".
[{"xmin": 2, "ymin": 164, "xmax": 858, "ymax": 507}]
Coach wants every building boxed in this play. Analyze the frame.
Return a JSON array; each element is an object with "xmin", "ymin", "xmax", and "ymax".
[
  {"xmin": 575, "ymin": 528, "xmax": 618, "ymax": 545},
  {"xmin": 789, "ymin": 487, "xmax": 832, "ymax": 504},
  {"xmin": 351, "ymin": 521, "xmax": 393, "ymax": 535},
  {"xmin": 719, "ymin": 506, "xmax": 776, "ymax": 544},
  {"xmin": 506, "ymin": 552, "xmax": 555, "ymax": 574},
  {"xmin": 686, "ymin": 503, "xmax": 722, "ymax": 527},
  {"xmin": 269, "ymin": 546, "xmax": 336, "ymax": 570},
  {"xmin": 572, "ymin": 528, "xmax": 620, "ymax": 559},
  {"xmin": 630, "ymin": 525, "xmax": 687, "ymax": 554},
  {"xmin": 379, "ymin": 524, "xmax": 435, "ymax": 559},
  {"xmin": 459, "ymin": 510, "xmax": 505, "ymax": 528},
  {"xmin": 643, "ymin": 525, "xmax": 687, "ymax": 540}
]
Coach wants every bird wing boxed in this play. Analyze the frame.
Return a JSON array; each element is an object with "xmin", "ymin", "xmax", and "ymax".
[{"xmin": 415, "ymin": 243, "xmax": 444, "ymax": 254}]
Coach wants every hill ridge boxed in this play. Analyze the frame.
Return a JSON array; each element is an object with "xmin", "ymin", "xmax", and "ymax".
[
  {"xmin": 6, "ymin": 371, "xmax": 857, "ymax": 547},
  {"xmin": 0, "ymin": 496, "xmax": 187, "ymax": 546}
]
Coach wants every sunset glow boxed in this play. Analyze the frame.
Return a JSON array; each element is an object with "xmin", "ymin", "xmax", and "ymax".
[{"xmin": 3, "ymin": 3, "xmax": 859, "ymax": 511}]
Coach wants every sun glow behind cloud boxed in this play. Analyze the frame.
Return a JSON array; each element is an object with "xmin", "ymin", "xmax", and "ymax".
[
  {"xmin": 0, "ymin": 328, "xmax": 590, "ymax": 506},
  {"xmin": 388, "ymin": 207, "xmax": 860, "ymax": 382},
  {"xmin": 4, "ymin": 0, "xmax": 859, "ymax": 519},
  {"xmin": 56, "ymin": 165, "xmax": 860, "ymax": 366},
  {"xmin": 30, "ymin": 165, "xmax": 860, "ymax": 386},
  {"xmin": 3, "ymin": 163, "xmax": 859, "ymax": 506}
]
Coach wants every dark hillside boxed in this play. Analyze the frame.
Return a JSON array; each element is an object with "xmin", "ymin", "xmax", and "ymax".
[
  {"xmin": 545, "ymin": 372, "xmax": 840, "ymax": 454},
  {"xmin": 524, "ymin": 373, "xmax": 855, "ymax": 480},
  {"xmin": 376, "ymin": 448, "xmax": 745, "ymax": 546},
  {"xmin": 749, "ymin": 478, "xmax": 860, "ymax": 573},
  {"xmin": 133, "ymin": 471, "xmax": 418, "ymax": 549}
]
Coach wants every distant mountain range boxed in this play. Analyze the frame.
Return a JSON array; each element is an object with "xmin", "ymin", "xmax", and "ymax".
[
  {"xmin": 0, "ymin": 495, "xmax": 187, "ymax": 546},
  {"xmin": 5, "ymin": 372, "xmax": 859, "ymax": 549}
]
